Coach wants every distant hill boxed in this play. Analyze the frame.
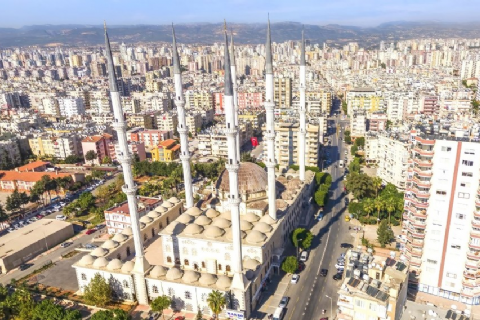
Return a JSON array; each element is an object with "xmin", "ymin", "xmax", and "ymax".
[{"xmin": 1, "ymin": 21, "xmax": 480, "ymax": 48}]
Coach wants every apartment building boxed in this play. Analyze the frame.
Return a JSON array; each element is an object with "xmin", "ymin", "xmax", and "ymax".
[
  {"xmin": 185, "ymin": 91, "xmax": 213, "ymax": 110},
  {"xmin": 238, "ymin": 111, "xmax": 266, "ymax": 134},
  {"xmin": 336, "ymin": 249, "xmax": 408, "ymax": 320},
  {"xmin": 346, "ymin": 88, "xmax": 383, "ymax": 115},
  {"xmin": 126, "ymin": 113, "xmax": 157, "ymax": 129},
  {"xmin": 274, "ymin": 122, "xmax": 320, "ymax": 169},
  {"xmin": 151, "ymin": 139, "xmax": 180, "ymax": 162},
  {"xmin": 29, "ymin": 135, "xmax": 56, "ymax": 157},
  {"xmin": 197, "ymin": 123, "xmax": 253, "ymax": 158},
  {"xmin": 419, "ymin": 95, "xmax": 440, "ymax": 115},
  {"xmin": 128, "ymin": 128, "xmax": 173, "ymax": 148},
  {"xmin": 367, "ymin": 113, "xmax": 388, "ymax": 132},
  {"xmin": 0, "ymin": 140, "xmax": 22, "ymax": 167},
  {"xmin": 58, "ymin": 97, "xmax": 85, "ymax": 117},
  {"xmin": 350, "ymin": 111, "xmax": 367, "ymax": 139},
  {"xmin": 375, "ymin": 132, "xmax": 410, "ymax": 190},
  {"xmin": 54, "ymin": 134, "xmax": 82, "ymax": 160},
  {"xmin": 81, "ymin": 134, "xmax": 113, "ymax": 165},
  {"xmin": 157, "ymin": 112, "xmax": 178, "ymax": 132},
  {"xmin": 299, "ymin": 91, "xmax": 332, "ymax": 115},
  {"xmin": 104, "ymin": 197, "xmax": 162, "ymax": 234},
  {"xmin": 237, "ymin": 91, "xmax": 264, "ymax": 110},
  {"xmin": 402, "ymin": 133, "xmax": 480, "ymax": 305},
  {"xmin": 274, "ymin": 77, "xmax": 292, "ymax": 108},
  {"xmin": 108, "ymin": 141, "xmax": 146, "ymax": 163},
  {"xmin": 186, "ymin": 113, "xmax": 202, "ymax": 134}
]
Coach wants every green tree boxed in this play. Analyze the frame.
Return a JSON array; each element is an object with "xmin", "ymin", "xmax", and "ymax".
[
  {"xmin": 341, "ymin": 100, "xmax": 348, "ymax": 114},
  {"xmin": 92, "ymin": 169, "xmax": 106, "ymax": 180},
  {"xmin": 384, "ymin": 197, "xmax": 397, "ymax": 225},
  {"xmin": 345, "ymin": 172, "xmax": 374, "ymax": 199},
  {"xmin": 373, "ymin": 198, "xmax": 384, "ymax": 224},
  {"xmin": 281, "ymin": 256, "xmax": 298, "ymax": 274},
  {"xmin": 83, "ymin": 273, "xmax": 112, "ymax": 307},
  {"xmin": 372, "ymin": 177, "xmax": 383, "ymax": 199},
  {"xmin": 195, "ymin": 308, "xmax": 203, "ymax": 320},
  {"xmin": 150, "ymin": 295, "xmax": 171, "ymax": 320},
  {"xmin": 207, "ymin": 290, "xmax": 226, "ymax": 320},
  {"xmin": 381, "ymin": 62, "xmax": 386, "ymax": 69},
  {"xmin": 362, "ymin": 198, "xmax": 374, "ymax": 219},
  {"xmin": 32, "ymin": 299, "xmax": 82, "ymax": 320},
  {"xmin": 350, "ymin": 145, "xmax": 358, "ymax": 155},
  {"xmin": 377, "ymin": 219, "xmax": 394, "ymax": 247},
  {"xmin": 291, "ymin": 228, "xmax": 314, "ymax": 251},
  {"xmin": 91, "ymin": 309, "xmax": 131, "ymax": 320},
  {"xmin": 241, "ymin": 152, "xmax": 254, "ymax": 162},
  {"xmin": 101, "ymin": 156, "xmax": 112, "ymax": 164},
  {"xmin": 386, "ymin": 120, "xmax": 392, "ymax": 130},
  {"xmin": 64, "ymin": 155, "xmax": 82, "ymax": 164},
  {"xmin": 77, "ymin": 192, "xmax": 96, "ymax": 211},
  {"xmin": 354, "ymin": 137, "xmax": 365, "ymax": 148},
  {"xmin": 85, "ymin": 150, "xmax": 97, "ymax": 165}
]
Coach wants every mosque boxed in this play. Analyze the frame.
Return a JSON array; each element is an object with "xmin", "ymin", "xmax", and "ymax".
[{"xmin": 73, "ymin": 21, "xmax": 315, "ymax": 319}]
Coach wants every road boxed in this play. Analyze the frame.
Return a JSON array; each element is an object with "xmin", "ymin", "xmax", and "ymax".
[{"xmin": 283, "ymin": 114, "xmax": 353, "ymax": 320}]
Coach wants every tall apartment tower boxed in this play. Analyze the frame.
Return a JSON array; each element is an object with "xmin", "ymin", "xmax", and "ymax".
[{"xmin": 403, "ymin": 133, "xmax": 480, "ymax": 305}]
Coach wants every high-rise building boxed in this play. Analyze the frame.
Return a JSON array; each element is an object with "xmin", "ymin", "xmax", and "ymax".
[{"xmin": 274, "ymin": 77, "xmax": 292, "ymax": 108}]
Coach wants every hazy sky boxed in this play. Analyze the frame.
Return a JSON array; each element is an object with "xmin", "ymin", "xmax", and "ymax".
[{"xmin": 1, "ymin": 0, "xmax": 478, "ymax": 28}]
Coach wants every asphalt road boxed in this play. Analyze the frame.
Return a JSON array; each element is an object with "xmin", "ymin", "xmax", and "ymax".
[{"xmin": 283, "ymin": 115, "xmax": 354, "ymax": 320}]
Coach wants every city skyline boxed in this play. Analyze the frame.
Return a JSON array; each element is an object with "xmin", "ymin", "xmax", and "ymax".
[{"xmin": 0, "ymin": 0, "xmax": 479, "ymax": 28}]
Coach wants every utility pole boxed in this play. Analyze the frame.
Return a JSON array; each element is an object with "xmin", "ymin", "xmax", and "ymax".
[{"xmin": 325, "ymin": 294, "xmax": 333, "ymax": 319}]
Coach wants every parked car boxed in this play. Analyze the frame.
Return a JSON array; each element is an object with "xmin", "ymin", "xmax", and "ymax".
[
  {"xmin": 7, "ymin": 228, "xmax": 14, "ymax": 233},
  {"xmin": 85, "ymin": 244, "xmax": 98, "ymax": 250},
  {"xmin": 86, "ymin": 229, "xmax": 96, "ymax": 235},
  {"xmin": 56, "ymin": 215, "xmax": 67, "ymax": 221},
  {"xmin": 148, "ymin": 313, "xmax": 160, "ymax": 320},
  {"xmin": 278, "ymin": 296, "xmax": 289, "ymax": 308},
  {"xmin": 300, "ymin": 251, "xmax": 309, "ymax": 262},
  {"xmin": 19, "ymin": 263, "xmax": 32, "ymax": 271},
  {"xmin": 320, "ymin": 269, "xmax": 328, "ymax": 277},
  {"xmin": 60, "ymin": 242, "xmax": 72, "ymax": 248},
  {"xmin": 291, "ymin": 274, "xmax": 299, "ymax": 284},
  {"xmin": 95, "ymin": 224, "xmax": 105, "ymax": 230},
  {"xmin": 335, "ymin": 263, "xmax": 344, "ymax": 269},
  {"xmin": 333, "ymin": 273, "xmax": 343, "ymax": 281}
]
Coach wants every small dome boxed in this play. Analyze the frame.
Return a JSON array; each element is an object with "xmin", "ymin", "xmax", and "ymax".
[
  {"xmin": 91, "ymin": 247, "xmax": 108, "ymax": 257},
  {"xmin": 112, "ymin": 233, "xmax": 128, "ymax": 242},
  {"xmin": 253, "ymin": 222, "xmax": 273, "ymax": 233},
  {"xmin": 93, "ymin": 257, "xmax": 108, "ymax": 268},
  {"xmin": 212, "ymin": 217, "xmax": 231, "ymax": 229},
  {"xmin": 281, "ymin": 192, "xmax": 293, "ymax": 200},
  {"xmin": 246, "ymin": 230, "xmax": 267, "ymax": 244},
  {"xmin": 140, "ymin": 216, "xmax": 153, "ymax": 224},
  {"xmin": 102, "ymin": 240, "xmax": 119, "ymax": 249},
  {"xmin": 122, "ymin": 227, "xmax": 133, "ymax": 236},
  {"xmin": 150, "ymin": 265, "xmax": 168, "ymax": 278},
  {"xmin": 166, "ymin": 267, "xmax": 183, "ymax": 280},
  {"xmin": 260, "ymin": 214, "xmax": 276, "ymax": 225},
  {"xmin": 184, "ymin": 223, "xmax": 204, "ymax": 235},
  {"xmin": 226, "ymin": 229, "xmax": 246, "ymax": 240},
  {"xmin": 162, "ymin": 200, "xmax": 173, "ymax": 208},
  {"xmin": 78, "ymin": 254, "xmax": 95, "ymax": 266},
  {"xmin": 169, "ymin": 197, "xmax": 180, "ymax": 203},
  {"xmin": 199, "ymin": 273, "xmax": 217, "ymax": 286},
  {"xmin": 244, "ymin": 258, "xmax": 260, "ymax": 270},
  {"xmin": 216, "ymin": 162, "xmax": 268, "ymax": 194},
  {"xmin": 195, "ymin": 215, "xmax": 212, "ymax": 226},
  {"xmin": 147, "ymin": 210, "xmax": 160, "ymax": 218},
  {"xmin": 204, "ymin": 226, "xmax": 225, "ymax": 239},
  {"xmin": 177, "ymin": 213, "xmax": 194, "ymax": 224},
  {"xmin": 185, "ymin": 207, "xmax": 202, "ymax": 216},
  {"xmin": 154, "ymin": 206, "xmax": 167, "ymax": 213},
  {"xmin": 183, "ymin": 270, "xmax": 200, "ymax": 283},
  {"xmin": 216, "ymin": 275, "xmax": 232, "ymax": 289},
  {"xmin": 276, "ymin": 199, "xmax": 288, "ymax": 210},
  {"xmin": 240, "ymin": 220, "xmax": 253, "ymax": 231},
  {"xmin": 220, "ymin": 211, "xmax": 232, "ymax": 220},
  {"xmin": 246, "ymin": 270, "xmax": 255, "ymax": 280},
  {"xmin": 121, "ymin": 261, "xmax": 134, "ymax": 273},
  {"xmin": 164, "ymin": 221, "xmax": 185, "ymax": 235},
  {"xmin": 244, "ymin": 212, "xmax": 260, "ymax": 222},
  {"xmin": 205, "ymin": 208, "xmax": 220, "ymax": 218},
  {"xmin": 287, "ymin": 168, "xmax": 296, "ymax": 174},
  {"xmin": 107, "ymin": 258, "xmax": 123, "ymax": 271}
]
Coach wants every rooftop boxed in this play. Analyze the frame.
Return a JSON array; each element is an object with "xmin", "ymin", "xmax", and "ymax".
[
  {"xmin": 0, "ymin": 171, "xmax": 71, "ymax": 183},
  {"xmin": 16, "ymin": 161, "xmax": 50, "ymax": 172},
  {"xmin": 105, "ymin": 197, "xmax": 162, "ymax": 215}
]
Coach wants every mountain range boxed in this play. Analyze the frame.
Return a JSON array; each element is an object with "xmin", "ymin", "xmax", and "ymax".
[{"xmin": 1, "ymin": 21, "xmax": 480, "ymax": 48}]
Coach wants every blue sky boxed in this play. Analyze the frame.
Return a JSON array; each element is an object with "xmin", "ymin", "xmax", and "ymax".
[{"xmin": 1, "ymin": 0, "xmax": 478, "ymax": 28}]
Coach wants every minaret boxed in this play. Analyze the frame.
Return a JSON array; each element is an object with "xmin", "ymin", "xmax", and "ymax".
[
  {"xmin": 223, "ymin": 21, "xmax": 248, "ymax": 295},
  {"xmin": 264, "ymin": 18, "xmax": 277, "ymax": 221},
  {"xmin": 104, "ymin": 23, "xmax": 150, "ymax": 305},
  {"xmin": 172, "ymin": 25, "xmax": 194, "ymax": 209},
  {"xmin": 230, "ymin": 31, "xmax": 241, "ymax": 161},
  {"xmin": 299, "ymin": 28, "xmax": 307, "ymax": 182}
]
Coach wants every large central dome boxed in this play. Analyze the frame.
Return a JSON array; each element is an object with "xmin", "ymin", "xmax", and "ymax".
[{"xmin": 216, "ymin": 162, "xmax": 268, "ymax": 194}]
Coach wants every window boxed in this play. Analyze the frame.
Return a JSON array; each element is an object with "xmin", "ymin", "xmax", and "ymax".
[
  {"xmin": 460, "ymin": 182, "xmax": 471, "ymax": 187},
  {"xmin": 456, "ymin": 213, "xmax": 466, "ymax": 220},
  {"xmin": 462, "ymin": 160, "xmax": 474, "ymax": 166},
  {"xmin": 123, "ymin": 280, "xmax": 129, "ymax": 288},
  {"xmin": 447, "ymin": 273, "xmax": 457, "ymax": 279},
  {"xmin": 436, "ymin": 190, "xmax": 447, "ymax": 195},
  {"xmin": 201, "ymin": 261, "xmax": 206, "ymax": 268},
  {"xmin": 451, "ymin": 245, "xmax": 461, "ymax": 249},
  {"xmin": 427, "ymin": 259, "xmax": 438, "ymax": 264},
  {"xmin": 355, "ymin": 299, "xmax": 366, "ymax": 308},
  {"xmin": 458, "ymin": 192, "xmax": 470, "ymax": 199},
  {"xmin": 218, "ymin": 264, "xmax": 222, "ymax": 271},
  {"xmin": 201, "ymin": 293, "xmax": 207, "ymax": 302},
  {"xmin": 185, "ymin": 291, "xmax": 192, "ymax": 299},
  {"xmin": 464, "ymin": 149, "xmax": 475, "ymax": 155},
  {"xmin": 152, "ymin": 285, "xmax": 158, "ymax": 293},
  {"xmin": 184, "ymin": 259, "xmax": 189, "ymax": 266},
  {"xmin": 81, "ymin": 273, "xmax": 86, "ymax": 280},
  {"xmin": 441, "ymin": 146, "xmax": 452, "ymax": 152},
  {"xmin": 167, "ymin": 256, "xmax": 172, "ymax": 263},
  {"xmin": 226, "ymin": 265, "xmax": 231, "ymax": 272},
  {"xmin": 167, "ymin": 288, "xmax": 174, "ymax": 296},
  {"xmin": 462, "ymin": 172, "xmax": 473, "ymax": 177}
]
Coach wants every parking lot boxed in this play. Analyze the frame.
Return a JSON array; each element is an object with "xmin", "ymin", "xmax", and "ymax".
[{"xmin": 34, "ymin": 252, "xmax": 87, "ymax": 291}]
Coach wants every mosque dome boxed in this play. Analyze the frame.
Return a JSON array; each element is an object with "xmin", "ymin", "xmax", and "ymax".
[
  {"xmin": 195, "ymin": 215, "xmax": 212, "ymax": 226},
  {"xmin": 205, "ymin": 208, "xmax": 220, "ymax": 218},
  {"xmin": 177, "ymin": 213, "xmax": 194, "ymax": 224},
  {"xmin": 164, "ymin": 221, "xmax": 185, "ymax": 235},
  {"xmin": 244, "ymin": 212, "xmax": 260, "ymax": 222},
  {"xmin": 162, "ymin": 200, "xmax": 173, "ymax": 208},
  {"xmin": 91, "ymin": 247, "xmax": 108, "ymax": 257},
  {"xmin": 216, "ymin": 275, "xmax": 232, "ymax": 289},
  {"xmin": 199, "ymin": 273, "xmax": 217, "ymax": 286},
  {"xmin": 166, "ymin": 267, "xmax": 184, "ymax": 280},
  {"xmin": 204, "ymin": 226, "xmax": 225, "ymax": 239},
  {"xmin": 112, "ymin": 233, "xmax": 128, "ymax": 242},
  {"xmin": 93, "ymin": 257, "xmax": 109, "ymax": 268},
  {"xmin": 150, "ymin": 265, "xmax": 168, "ymax": 278},
  {"xmin": 212, "ymin": 217, "xmax": 231, "ymax": 229},
  {"xmin": 121, "ymin": 261, "xmax": 134, "ymax": 273},
  {"xmin": 246, "ymin": 230, "xmax": 267, "ymax": 244},
  {"xmin": 102, "ymin": 240, "xmax": 119, "ymax": 249},
  {"xmin": 260, "ymin": 214, "xmax": 276, "ymax": 225},
  {"xmin": 183, "ymin": 270, "xmax": 200, "ymax": 283},
  {"xmin": 107, "ymin": 259, "xmax": 123, "ymax": 271},
  {"xmin": 78, "ymin": 254, "xmax": 95, "ymax": 266},
  {"xmin": 147, "ymin": 210, "xmax": 160, "ymax": 218},
  {"xmin": 154, "ymin": 206, "xmax": 167, "ymax": 213},
  {"xmin": 244, "ymin": 258, "xmax": 261, "ymax": 270},
  {"xmin": 168, "ymin": 197, "xmax": 181, "ymax": 204},
  {"xmin": 140, "ymin": 216, "xmax": 153, "ymax": 224},
  {"xmin": 216, "ymin": 162, "xmax": 268, "ymax": 194},
  {"xmin": 122, "ymin": 227, "xmax": 133, "ymax": 236},
  {"xmin": 253, "ymin": 222, "xmax": 273, "ymax": 233},
  {"xmin": 184, "ymin": 223, "xmax": 204, "ymax": 235},
  {"xmin": 240, "ymin": 220, "xmax": 253, "ymax": 231},
  {"xmin": 185, "ymin": 207, "xmax": 202, "ymax": 216},
  {"xmin": 226, "ymin": 229, "xmax": 246, "ymax": 240}
]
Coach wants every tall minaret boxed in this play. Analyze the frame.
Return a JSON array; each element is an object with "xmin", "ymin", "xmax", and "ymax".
[
  {"xmin": 264, "ymin": 18, "xmax": 277, "ymax": 221},
  {"xmin": 172, "ymin": 25, "xmax": 194, "ymax": 209},
  {"xmin": 104, "ymin": 23, "xmax": 149, "ymax": 305},
  {"xmin": 230, "ymin": 31, "xmax": 241, "ymax": 161},
  {"xmin": 223, "ymin": 21, "xmax": 248, "ymax": 297},
  {"xmin": 299, "ymin": 28, "xmax": 307, "ymax": 182}
]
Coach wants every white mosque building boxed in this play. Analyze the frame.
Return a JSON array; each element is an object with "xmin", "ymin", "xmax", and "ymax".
[{"xmin": 73, "ymin": 21, "xmax": 315, "ymax": 319}]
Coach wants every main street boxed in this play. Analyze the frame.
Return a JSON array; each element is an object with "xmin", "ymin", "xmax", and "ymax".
[{"xmin": 284, "ymin": 114, "xmax": 354, "ymax": 320}]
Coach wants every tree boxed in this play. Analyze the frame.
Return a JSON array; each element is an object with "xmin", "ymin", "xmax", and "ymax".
[
  {"xmin": 150, "ymin": 295, "xmax": 171, "ymax": 320},
  {"xmin": 85, "ymin": 150, "xmax": 97, "ymax": 165},
  {"xmin": 64, "ymin": 155, "xmax": 82, "ymax": 164},
  {"xmin": 32, "ymin": 299, "xmax": 82, "ymax": 320},
  {"xmin": 101, "ymin": 156, "xmax": 112, "ymax": 165},
  {"xmin": 0, "ymin": 205, "xmax": 7, "ymax": 224},
  {"xmin": 207, "ymin": 290, "xmax": 226, "ymax": 320},
  {"xmin": 345, "ymin": 172, "xmax": 374, "ymax": 199},
  {"xmin": 196, "ymin": 308, "xmax": 203, "ymax": 320},
  {"xmin": 83, "ymin": 273, "xmax": 112, "ymax": 307},
  {"xmin": 372, "ymin": 177, "xmax": 383, "ymax": 199},
  {"xmin": 91, "ymin": 309, "xmax": 131, "ymax": 320},
  {"xmin": 384, "ymin": 197, "xmax": 397, "ymax": 225},
  {"xmin": 92, "ymin": 169, "xmax": 105, "ymax": 180},
  {"xmin": 373, "ymin": 198, "xmax": 384, "ymax": 224},
  {"xmin": 381, "ymin": 62, "xmax": 386, "ymax": 69},
  {"xmin": 77, "ymin": 192, "xmax": 96, "ymax": 211},
  {"xmin": 241, "ymin": 152, "xmax": 253, "ymax": 162},
  {"xmin": 362, "ymin": 198, "xmax": 374, "ymax": 219},
  {"xmin": 341, "ymin": 100, "xmax": 348, "ymax": 114},
  {"xmin": 281, "ymin": 256, "xmax": 298, "ymax": 274},
  {"xmin": 354, "ymin": 137, "xmax": 365, "ymax": 148},
  {"xmin": 291, "ymin": 228, "xmax": 313, "ymax": 251},
  {"xmin": 19, "ymin": 192, "xmax": 30, "ymax": 210},
  {"xmin": 377, "ymin": 219, "xmax": 394, "ymax": 248}
]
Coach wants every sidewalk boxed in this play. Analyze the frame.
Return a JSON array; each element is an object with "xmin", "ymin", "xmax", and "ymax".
[{"xmin": 251, "ymin": 272, "xmax": 291, "ymax": 320}]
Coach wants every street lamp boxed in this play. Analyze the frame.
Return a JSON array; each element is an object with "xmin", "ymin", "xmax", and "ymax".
[{"xmin": 325, "ymin": 295, "xmax": 333, "ymax": 319}]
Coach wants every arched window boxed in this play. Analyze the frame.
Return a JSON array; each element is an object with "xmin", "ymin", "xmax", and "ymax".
[
  {"xmin": 123, "ymin": 280, "xmax": 129, "ymax": 288},
  {"xmin": 151, "ymin": 228, "xmax": 155, "ymax": 238},
  {"xmin": 117, "ymin": 253, "xmax": 121, "ymax": 260},
  {"xmin": 167, "ymin": 256, "xmax": 172, "ymax": 263},
  {"xmin": 185, "ymin": 291, "xmax": 192, "ymax": 299},
  {"xmin": 81, "ymin": 273, "xmax": 86, "ymax": 280},
  {"xmin": 159, "ymin": 223, "xmax": 163, "ymax": 229},
  {"xmin": 184, "ymin": 259, "xmax": 189, "ymax": 266},
  {"xmin": 226, "ymin": 265, "xmax": 231, "ymax": 272},
  {"xmin": 201, "ymin": 261, "xmax": 206, "ymax": 268},
  {"xmin": 126, "ymin": 247, "xmax": 131, "ymax": 256},
  {"xmin": 218, "ymin": 264, "xmax": 222, "ymax": 271},
  {"xmin": 167, "ymin": 288, "xmax": 174, "ymax": 296},
  {"xmin": 152, "ymin": 285, "xmax": 158, "ymax": 293},
  {"xmin": 166, "ymin": 217, "xmax": 170, "ymax": 224},
  {"xmin": 144, "ymin": 234, "xmax": 148, "ymax": 241},
  {"xmin": 201, "ymin": 293, "xmax": 207, "ymax": 302}
]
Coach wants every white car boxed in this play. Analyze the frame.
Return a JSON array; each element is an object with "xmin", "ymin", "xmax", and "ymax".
[
  {"xmin": 56, "ymin": 215, "xmax": 67, "ymax": 221},
  {"xmin": 291, "ymin": 274, "xmax": 299, "ymax": 284},
  {"xmin": 300, "ymin": 251, "xmax": 308, "ymax": 262},
  {"xmin": 7, "ymin": 228, "xmax": 14, "ymax": 233},
  {"xmin": 335, "ymin": 263, "xmax": 345, "ymax": 269}
]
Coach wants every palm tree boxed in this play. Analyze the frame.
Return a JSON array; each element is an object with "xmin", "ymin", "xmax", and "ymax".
[
  {"xmin": 373, "ymin": 198, "xmax": 384, "ymax": 225},
  {"xmin": 372, "ymin": 177, "xmax": 382, "ymax": 198},
  {"xmin": 384, "ymin": 197, "xmax": 396, "ymax": 226},
  {"xmin": 362, "ymin": 198, "xmax": 374, "ymax": 219},
  {"xmin": 207, "ymin": 290, "xmax": 226, "ymax": 319}
]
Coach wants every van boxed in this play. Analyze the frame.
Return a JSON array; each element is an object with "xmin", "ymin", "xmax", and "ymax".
[
  {"xmin": 300, "ymin": 251, "xmax": 308, "ymax": 262},
  {"xmin": 273, "ymin": 307, "xmax": 286, "ymax": 320}
]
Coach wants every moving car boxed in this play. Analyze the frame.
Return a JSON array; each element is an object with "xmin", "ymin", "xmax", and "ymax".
[
  {"xmin": 291, "ymin": 274, "xmax": 299, "ymax": 284},
  {"xmin": 85, "ymin": 229, "xmax": 96, "ymax": 235},
  {"xmin": 300, "ymin": 251, "xmax": 308, "ymax": 262},
  {"xmin": 345, "ymin": 216, "xmax": 350, "ymax": 222},
  {"xmin": 320, "ymin": 269, "xmax": 328, "ymax": 277},
  {"xmin": 55, "ymin": 215, "xmax": 67, "ymax": 221},
  {"xmin": 278, "ymin": 296, "xmax": 289, "ymax": 308}
]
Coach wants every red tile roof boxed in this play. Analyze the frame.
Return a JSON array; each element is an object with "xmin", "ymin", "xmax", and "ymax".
[
  {"xmin": 0, "ymin": 171, "xmax": 71, "ymax": 183},
  {"xmin": 16, "ymin": 161, "xmax": 50, "ymax": 172}
]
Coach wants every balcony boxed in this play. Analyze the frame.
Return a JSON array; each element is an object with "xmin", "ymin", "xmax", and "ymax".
[
  {"xmin": 410, "ymin": 257, "xmax": 422, "ymax": 267},
  {"xmin": 413, "ymin": 168, "xmax": 433, "ymax": 177},
  {"xmin": 412, "ymin": 177, "xmax": 431, "ymax": 187},
  {"xmin": 469, "ymin": 241, "xmax": 480, "ymax": 250},
  {"xmin": 467, "ymin": 251, "xmax": 480, "ymax": 261},
  {"xmin": 464, "ymin": 271, "xmax": 480, "ymax": 280},
  {"xmin": 462, "ymin": 278, "xmax": 480, "ymax": 288},
  {"xmin": 413, "ymin": 158, "xmax": 433, "ymax": 167},
  {"xmin": 412, "ymin": 239, "xmax": 424, "ymax": 248},
  {"xmin": 405, "ymin": 243, "xmax": 412, "ymax": 252},
  {"xmin": 409, "ymin": 198, "xmax": 429, "ymax": 209},
  {"xmin": 411, "ymin": 219, "xmax": 427, "ymax": 229},
  {"xmin": 466, "ymin": 260, "xmax": 479, "ymax": 269},
  {"xmin": 413, "ymin": 147, "xmax": 434, "ymax": 157},
  {"xmin": 409, "ymin": 187, "xmax": 430, "ymax": 199},
  {"xmin": 408, "ymin": 228, "xmax": 426, "ymax": 239},
  {"xmin": 471, "ymin": 230, "xmax": 480, "ymax": 239},
  {"xmin": 411, "ymin": 248, "xmax": 423, "ymax": 257},
  {"xmin": 474, "ymin": 210, "xmax": 480, "ymax": 218},
  {"xmin": 473, "ymin": 219, "xmax": 480, "ymax": 228}
]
